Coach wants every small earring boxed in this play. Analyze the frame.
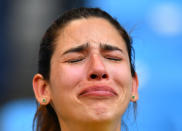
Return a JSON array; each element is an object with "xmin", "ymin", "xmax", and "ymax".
[
  {"xmin": 132, "ymin": 95, "xmax": 135, "ymax": 99},
  {"xmin": 42, "ymin": 98, "xmax": 46, "ymax": 103}
]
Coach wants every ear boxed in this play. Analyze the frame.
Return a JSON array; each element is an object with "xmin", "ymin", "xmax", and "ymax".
[
  {"xmin": 130, "ymin": 72, "xmax": 139, "ymax": 102},
  {"xmin": 32, "ymin": 74, "xmax": 51, "ymax": 105}
]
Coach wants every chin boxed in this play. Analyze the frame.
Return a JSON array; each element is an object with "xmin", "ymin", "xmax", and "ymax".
[
  {"xmin": 83, "ymin": 104, "xmax": 121, "ymax": 122},
  {"xmin": 74, "ymin": 95, "xmax": 124, "ymax": 123}
]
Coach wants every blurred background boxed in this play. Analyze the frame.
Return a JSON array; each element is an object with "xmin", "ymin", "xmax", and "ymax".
[{"xmin": 0, "ymin": 0, "xmax": 182, "ymax": 131}]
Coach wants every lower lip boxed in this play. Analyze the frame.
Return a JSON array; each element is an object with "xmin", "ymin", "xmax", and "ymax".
[{"xmin": 79, "ymin": 90, "xmax": 116, "ymax": 97}]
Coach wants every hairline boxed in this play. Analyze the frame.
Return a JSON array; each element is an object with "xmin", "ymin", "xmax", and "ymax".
[{"xmin": 53, "ymin": 16, "xmax": 129, "ymax": 57}]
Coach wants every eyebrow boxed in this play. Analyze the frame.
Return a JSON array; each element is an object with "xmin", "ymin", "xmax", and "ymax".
[
  {"xmin": 62, "ymin": 43, "xmax": 89, "ymax": 55},
  {"xmin": 100, "ymin": 43, "xmax": 123, "ymax": 53},
  {"xmin": 62, "ymin": 42, "xmax": 123, "ymax": 55}
]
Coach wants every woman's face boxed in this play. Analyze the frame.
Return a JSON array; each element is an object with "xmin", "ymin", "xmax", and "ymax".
[{"xmin": 48, "ymin": 17, "xmax": 138, "ymax": 124}]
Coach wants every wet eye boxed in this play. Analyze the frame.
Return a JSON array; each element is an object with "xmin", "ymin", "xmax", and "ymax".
[
  {"xmin": 106, "ymin": 57, "xmax": 122, "ymax": 61},
  {"xmin": 66, "ymin": 58, "xmax": 84, "ymax": 63}
]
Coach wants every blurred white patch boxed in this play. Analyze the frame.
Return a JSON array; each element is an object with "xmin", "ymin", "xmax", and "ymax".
[
  {"xmin": 147, "ymin": 3, "xmax": 182, "ymax": 36},
  {"xmin": 135, "ymin": 61, "xmax": 149, "ymax": 89}
]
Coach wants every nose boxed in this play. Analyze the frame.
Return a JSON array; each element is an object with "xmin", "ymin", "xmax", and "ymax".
[{"xmin": 87, "ymin": 54, "xmax": 109, "ymax": 80}]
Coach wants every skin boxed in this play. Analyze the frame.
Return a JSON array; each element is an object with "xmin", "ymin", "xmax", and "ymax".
[{"xmin": 33, "ymin": 17, "xmax": 139, "ymax": 131}]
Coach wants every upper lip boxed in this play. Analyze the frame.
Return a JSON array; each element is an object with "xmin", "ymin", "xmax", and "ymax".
[{"xmin": 78, "ymin": 85, "xmax": 118, "ymax": 96}]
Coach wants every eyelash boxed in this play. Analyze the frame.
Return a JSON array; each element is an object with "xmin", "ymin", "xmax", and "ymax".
[
  {"xmin": 66, "ymin": 58, "xmax": 84, "ymax": 63},
  {"xmin": 66, "ymin": 57, "xmax": 121, "ymax": 64},
  {"xmin": 105, "ymin": 57, "xmax": 122, "ymax": 61}
]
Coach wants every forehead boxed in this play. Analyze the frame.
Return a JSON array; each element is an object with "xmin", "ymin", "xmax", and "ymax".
[{"xmin": 55, "ymin": 17, "xmax": 127, "ymax": 53}]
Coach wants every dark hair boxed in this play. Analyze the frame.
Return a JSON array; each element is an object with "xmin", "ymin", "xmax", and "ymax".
[{"xmin": 33, "ymin": 7, "xmax": 136, "ymax": 131}]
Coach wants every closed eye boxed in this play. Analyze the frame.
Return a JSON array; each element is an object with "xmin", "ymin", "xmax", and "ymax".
[
  {"xmin": 66, "ymin": 58, "xmax": 85, "ymax": 63},
  {"xmin": 105, "ymin": 57, "xmax": 122, "ymax": 61}
]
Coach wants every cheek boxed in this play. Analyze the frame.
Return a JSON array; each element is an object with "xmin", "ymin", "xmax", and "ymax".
[
  {"xmin": 50, "ymin": 64, "xmax": 85, "ymax": 92},
  {"xmin": 111, "ymin": 63, "xmax": 132, "ymax": 82},
  {"xmin": 60, "ymin": 65, "xmax": 84, "ymax": 87},
  {"xmin": 109, "ymin": 63, "xmax": 133, "ymax": 95},
  {"xmin": 49, "ymin": 64, "xmax": 86, "ymax": 117}
]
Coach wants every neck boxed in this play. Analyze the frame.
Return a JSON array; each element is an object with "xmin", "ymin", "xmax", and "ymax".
[{"xmin": 59, "ymin": 118, "xmax": 122, "ymax": 131}]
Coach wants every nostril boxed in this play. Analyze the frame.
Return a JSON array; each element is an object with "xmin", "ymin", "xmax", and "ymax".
[
  {"xmin": 90, "ymin": 74, "xmax": 98, "ymax": 79},
  {"xmin": 102, "ymin": 74, "xmax": 107, "ymax": 78},
  {"xmin": 89, "ymin": 73, "xmax": 108, "ymax": 80}
]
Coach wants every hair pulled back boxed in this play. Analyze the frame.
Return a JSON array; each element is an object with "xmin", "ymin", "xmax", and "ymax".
[{"xmin": 33, "ymin": 7, "xmax": 136, "ymax": 131}]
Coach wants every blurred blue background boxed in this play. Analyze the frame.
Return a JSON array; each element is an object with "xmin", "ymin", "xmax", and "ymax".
[{"xmin": 0, "ymin": 0, "xmax": 182, "ymax": 131}]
